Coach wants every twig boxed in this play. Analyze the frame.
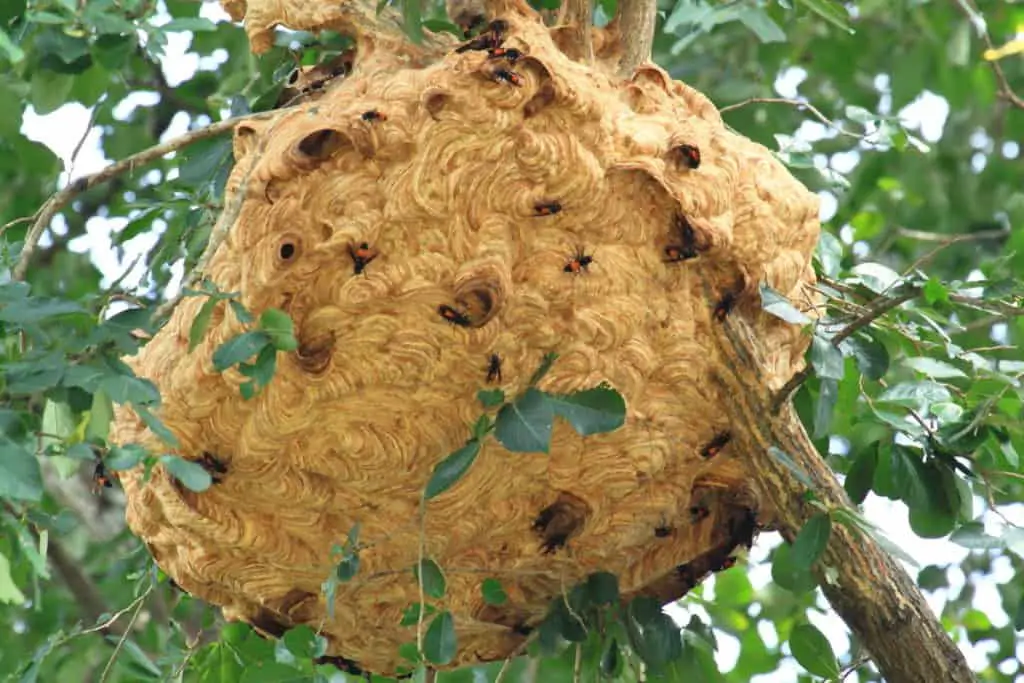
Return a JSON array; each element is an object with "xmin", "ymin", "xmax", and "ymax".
[
  {"xmin": 772, "ymin": 288, "xmax": 917, "ymax": 411},
  {"xmin": 416, "ymin": 496, "xmax": 428, "ymax": 656},
  {"xmin": 563, "ymin": 0, "xmax": 593, "ymax": 63},
  {"xmin": 952, "ymin": 0, "xmax": 1024, "ymax": 110},
  {"xmin": 10, "ymin": 108, "xmax": 291, "ymax": 283},
  {"xmin": 717, "ymin": 97, "xmax": 867, "ymax": 140},
  {"xmin": 99, "ymin": 593, "xmax": 147, "ymax": 682},
  {"xmin": 81, "ymin": 587, "xmax": 153, "ymax": 636},
  {"xmin": 896, "ymin": 226, "xmax": 1009, "ymax": 243},
  {"xmin": 67, "ymin": 95, "xmax": 106, "ymax": 183},
  {"xmin": 616, "ymin": 0, "xmax": 657, "ymax": 77}
]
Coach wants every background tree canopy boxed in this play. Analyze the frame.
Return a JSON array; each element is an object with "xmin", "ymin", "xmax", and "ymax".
[{"xmin": 1, "ymin": 0, "xmax": 1023, "ymax": 681}]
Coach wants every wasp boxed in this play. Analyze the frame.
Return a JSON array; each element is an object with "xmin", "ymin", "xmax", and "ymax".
[
  {"xmin": 92, "ymin": 459, "xmax": 112, "ymax": 494},
  {"xmin": 487, "ymin": 47, "xmax": 522, "ymax": 64},
  {"xmin": 198, "ymin": 451, "xmax": 228, "ymax": 484},
  {"xmin": 534, "ymin": 201, "xmax": 561, "ymax": 216},
  {"xmin": 361, "ymin": 110, "xmax": 386, "ymax": 122},
  {"xmin": 713, "ymin": 290, "xmax": 737, "ymax": 322},
  {"xmin": 689, "ymin": 504, "xmax": 710, "ymax": 523},
  {"xmin": 700, "ymin": 431, "xmax": 731, "ymax": 459},
  {"xmin": 654, "ymin": 520, "xmax": 674, "ymax": 538},
  {"xmin": 563, "ymin": 247, "xmax": 594, "ymax": 274},
  {"xmin": 670, "ymin": 143, "xmax": 701, "ymax": 170},
  {"xmin": 486, "ymin": 353, "xmax": 502, "ymax": 383},
  {"xmin": 347, "ymin": 242, "xmax": 378, "ymax": 275},
  {"xmin": 664, "ymin": 213, "xmax": 700, "ymax": 263},
  {"xmin": 491, "ymin": 68, "xmax": 522, "ymax": 86},
  {"xmin": 455, "ymin": 18, "xmax": 508, "ymax": 53},
  {"xmin": 439, "ymin": 304, "xmax": 472, "ymax": 327}
]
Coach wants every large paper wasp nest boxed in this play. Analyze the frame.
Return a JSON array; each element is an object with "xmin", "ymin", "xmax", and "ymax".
[{"xmin": 111, "ymin": 0, "xmax": 819, "ymax": 673}]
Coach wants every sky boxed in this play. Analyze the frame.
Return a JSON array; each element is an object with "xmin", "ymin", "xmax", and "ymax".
[{"xmin": 16, "ymin": 2, "xmax": 1024, "ymax": 680}]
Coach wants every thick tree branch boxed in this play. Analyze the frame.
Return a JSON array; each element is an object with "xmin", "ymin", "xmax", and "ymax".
[
  {"xmin": 711, "ymin": 309, "xmax": 976, "ymax": 683},
  {"xmin": 562, "ymin": 0, "xmax": 593, "ymax": 63},
  {"xmin": 615, "ymin": 0, "xmax": 657, "ymax": 77}
]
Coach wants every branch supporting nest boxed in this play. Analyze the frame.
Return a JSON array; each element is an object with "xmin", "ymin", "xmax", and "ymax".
[
  {"xmin": 615, "ymin": 0, "xmax": 657, "ymax": 77},
  {"xmin": 710, "ymin": 310, "xmax": 975, "ymax": 683}
]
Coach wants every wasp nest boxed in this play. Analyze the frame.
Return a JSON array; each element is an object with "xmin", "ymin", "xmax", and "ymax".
[{"xmin": 111, "ymin": 0, "xmax": 819, "ymax": 673}]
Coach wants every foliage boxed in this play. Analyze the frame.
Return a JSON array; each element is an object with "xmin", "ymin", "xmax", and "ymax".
[{"xmin": 1, "ymin": 0, "xmax": 1023, "ymax": 681}]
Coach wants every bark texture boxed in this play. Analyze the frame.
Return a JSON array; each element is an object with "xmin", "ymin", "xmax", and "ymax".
[{"xmin": 712, "ymin": 313, "xmax": 976, "ymax": 683}]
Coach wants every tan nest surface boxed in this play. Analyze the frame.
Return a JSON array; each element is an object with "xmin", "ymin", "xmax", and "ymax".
[{"xmin": 110, "ymin": 2, "xmax": 819, "ymax": 673}]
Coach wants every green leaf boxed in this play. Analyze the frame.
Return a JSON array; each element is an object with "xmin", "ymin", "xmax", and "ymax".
[
  {"xmin": 29, "ymin": 70, "xmax": 73, "ymax": 115},
  {"xmin": 481, "ymin": 578, "xmax": 507, "ymax": 605},
  {"xmin": 528, "ymin": 352, "xmax": 558, "ymax": 386},
  {"xmin": 810, "ymin": 335, "xmax": 844, "ymax": 380},
  {"xmin": 477, "ymin": 388, "xmax": 505, "ymax": 408},
  {"xmin": 64, "ymin": 443, "xmax": 95, "ymax": 461},
  {"xmin": 768, "ymin": 447, "xmax": 814, "ymax": 489},
  {"xmin": 0, "ymin": 439, "xmax": 43, "ymax": 502},
  {"xmin": 791, "ymin": 514, "xmax": 831, "ymax": 570},
  {"xmin": 0, "ymin": 551, "xmax": 26, "ymax": 605},
  {"xmin": 189, "ymin": 297, "xmax": 218, "ymax": 352},
  {"xmin": 844, "ymin": 334, "xmax": 889, "ymax": 380},
  {"xmin": 414, "ymin": 559, "xmax": 446, "ymax": 599},
  {"xmin": 760, "ymin": 284, "xmax": 812, "ymax": 324},
  {"xmin": 844, "ymin": 445, "xmax": 876, "ymax": 504},
  {"xmin": 907, "ymin": 461, "xmax": 958, "ymax": 538},
  {"xmin": 548, "ymin": 384, "xmax": 626, "ymax": 436},
  {"xmin": 771, "ymin": 543, "xmax": 816, "ymax": 594},
  {"xmin": 106, "ymin": 444, "xmax": 145, "ymax": 470},
  {"xmin": 0, "ymin": 29, "xmax": 25, "ymax": 65},
  {"xmin": 229, "ymin": 299, "xmax": 254, "ymax": 324},
  {"xmin": 737, "ymin": 7, "xmax": 785, "ymax": 42},
  {"xmin": 845, "ymin": 105, "xmax": 876, "ymax": 124},
  {"xmin": 136, "ymin": 406, "xmax": 180, "ymax": 448},
  {"xmin": 335, "ymin": 553, "xmax": 359, "ymax": 582},
  {"xmin": 239, "ymin": 661, "xmax": 305, "ymax": 682},
  {"xmin": 796, "ymin": 0, "xmax": 852, "ymax": 32},
  {"xmin": 1014, "ymin": 595, "xmax": 1024, "ymax": 632},
  {"xmin": 626, "ymin": 601, "xmax": 682, "ymax": 670},
  {"xmin": 238, "ymin": 345, "xmax": 278, "ymax": 392},
  {"xmin": 99, "ymin": 374, "xmax": 160, "ymax": 406},
  {"xmin": 495, "ymin": 388, "xmax": 554, "ymax": 453},
  {"xmin": 160, "ymin": 455, "xmax": 212, "ymax": 492},
  {"xmin": 0, "ymin": 297, "xmax": 85, "ymax": 324},
  {"xmin": 586, "ymin": 571, "xmax": 619, "ymax": 605},
  {"xmin": 213, "ymin": 331, "xmax": 272, "ymax": 371},
  {"xmin": 949, "ymin": 522, "xmax": 1003, "ymax": 550},
  {"xmin": 282, "ymin": 625, "xmax": 320, "ymax": 659},
  {"xmin": 401, "ymin": 0, "xmax": 423, "ymax": 44},
  {"xmin": 258, "ymin": 308, "xmax": 298, "ymax": 352},
  {"xmin": 903, "ymin": 357, "xmax": 967, "ymax": 380},
  {"xmin": 813, "ymin": 378, "xmax": 838, "ymax": 438},
  {"xmin": 423, "ymin": 611, "xmax": 457, "ymax": 665},
  {"xmin": 789, "ymin": 623, "xmax": 840, "ymax": 679},
  {"xmin": 400, "ymin": 602, "xmax": 437, "ymax": 626},
  {"xmin": 424, "ymin": 439, "xmax": 480, "ymax": 499},
  {"xmin": 161, "ymin": 17, "xmax": 218, "ymax": 32}
]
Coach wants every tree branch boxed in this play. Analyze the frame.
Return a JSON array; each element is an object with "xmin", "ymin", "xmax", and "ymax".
[
  {"xmin": 615, "ymin": 0, "xmax": 657, "ymax": 77},
  {"xmin": 710, "ymin": 306, "xmax": 976, "ymax": 683},
  {"xmin": 952, "ymin": 0, "xmax": 1024, "ymax": 110},
  {"xmin": 9, "ymin": 109, "xmax": 291, "ymax": 283},
  {"xmin": 718, "ymin": 97, "xmax": 869, "ymax": 141},
  {"xmin": 562, "ymin": 0, "xmax": 593, "ymax": 63}
]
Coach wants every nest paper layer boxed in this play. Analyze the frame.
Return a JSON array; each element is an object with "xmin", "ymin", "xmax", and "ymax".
[{"xmin": 110, "ymin": 10, "xmax": 819, "ymax": 674}]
